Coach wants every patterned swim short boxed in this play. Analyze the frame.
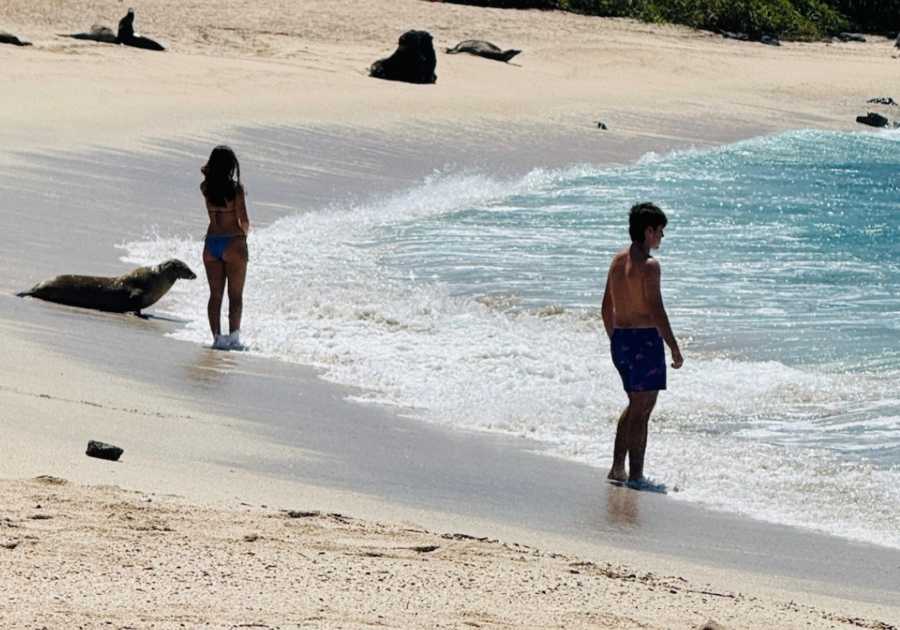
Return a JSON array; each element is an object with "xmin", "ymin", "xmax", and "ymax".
[{"xmin": 611, "ymin": 327, "xmax": 666, "ymax": 393}]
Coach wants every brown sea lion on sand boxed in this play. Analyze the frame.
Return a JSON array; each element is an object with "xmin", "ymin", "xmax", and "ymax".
[
  {"xmin": 445, "ymin": 40, "xmax": 520, "ymax": 63},
  {"xmin": 17, "ymin": 259, "xmax": 196, "ymax": 314},
  {"xmin": 59, "ymin": 24, "xmax": 117, "ymax": 43},
  {"xmin": 0, "ymin": 30, "xmax": 32, "ymax": 46}
]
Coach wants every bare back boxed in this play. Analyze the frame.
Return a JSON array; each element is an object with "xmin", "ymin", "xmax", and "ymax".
[
  {"xmin": 604, "ymin": 245, "xmax": 658, "ymax": 329},
  {"xmin": 201, "ymin": 182, "xmax": 249, "ymax": 237}
]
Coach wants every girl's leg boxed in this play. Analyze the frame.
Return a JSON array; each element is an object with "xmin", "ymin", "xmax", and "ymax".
[
  {"xmin": 204, "ymin": 256, "xmax": 227, "ymax": 340},
  {"xmin": 222, "ymin": 236, "xmax": 249, "ymax": 334}
]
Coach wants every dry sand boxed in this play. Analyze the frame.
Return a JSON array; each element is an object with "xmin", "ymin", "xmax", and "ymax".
[
  {"xmin": 4, "ymin": 473, "xmax": 896, "ymax": 630},
  {"xmin": 1, "ymin": 0, "xmax": 898, "ymax": 156},
  {"xmin": 2, "ymin": 0, "xmax": 900, "ymax": 628}
]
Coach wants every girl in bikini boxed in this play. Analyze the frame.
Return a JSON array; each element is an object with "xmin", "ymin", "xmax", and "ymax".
[{"xmin": 201, "ymin": 146, "xmax": 249, "ymax": 350}]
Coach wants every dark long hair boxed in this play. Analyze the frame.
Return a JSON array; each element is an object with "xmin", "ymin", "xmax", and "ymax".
[{"xmin": 203, "ymin": 145, "xmax": 241, "ymax": 207}]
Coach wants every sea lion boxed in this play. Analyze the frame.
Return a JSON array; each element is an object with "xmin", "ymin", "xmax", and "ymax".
[
  {"xmin": 838, "ymin": 32, "xmax": 867, "ymax": 43},
  {"xmin": 856, "ymin": 112, "xmax": 890, "ymax": 128},
  {"xmin": 369, "ymin": 30, "xmax": 437, "ymax": 84},
  {"xmin": 18, "ymin": 259, "xmax": 196, "ymax": 314},
  {"xmin": 718, "ymin": 29, "xmax": 750, "ymax": 42},
  {"xmin": 445, "ymin": 40, "xmax": 521, "ymax": 63},
  {"xmin": 59, "ymin": 8, "xmax": 164, "ymax": 51},
  {"xmin": 116, "ymin": 8, "xmax": 165, "ymax": 51},
  {"xmin": 0, "ymin": 30, "xmax": 32, "ymax": 46},
  {"xmin": 60, "ymin": 24, "xmax": 117, "ymax": 43}
]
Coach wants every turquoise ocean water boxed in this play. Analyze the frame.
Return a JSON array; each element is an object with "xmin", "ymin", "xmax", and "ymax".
[{"xmin": 122, "ymin": 127, "xmax": 900, "ymax": 549}]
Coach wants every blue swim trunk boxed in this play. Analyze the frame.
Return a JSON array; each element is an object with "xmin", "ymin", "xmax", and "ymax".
[{"xmin": 611, "ymin": 327, "xmax": 666, "ymax": 393}]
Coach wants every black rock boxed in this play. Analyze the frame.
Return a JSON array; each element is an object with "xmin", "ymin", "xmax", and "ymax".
[
  {"xmin": 867, "ymin": 97, "xmax": 897, "ymax": 106},
  {"xmin": 760, "ymin": 35, "xmax": 781, "ymax": 47},
  {"xmin": 370, "ymin": 30, "xmax": 437, "ymax": 84},
  {"xmin": 86, "ymin": 440, "xmax": 124, "ymax": 461}
]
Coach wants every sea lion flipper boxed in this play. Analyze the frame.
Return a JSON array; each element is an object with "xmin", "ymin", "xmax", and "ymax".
[
  {"xmin": 123, "ymin": 288, "xmax": 145, "ymax": 314},
  {"xmin": 125, "ymin": 35, "xmax": 165, "ymax": 51},
  {"xmin": 127, "ymin": 287, "xmax": 145, "ymax": 306}
]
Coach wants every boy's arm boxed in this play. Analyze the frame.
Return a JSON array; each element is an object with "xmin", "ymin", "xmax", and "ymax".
[
  {"xmin": 643, "ymin": 260, "xmax": 683, "ymax": 368},
  {"xmin": 601, "ymin": 270, "xmax": 615, "ymax": 339}
]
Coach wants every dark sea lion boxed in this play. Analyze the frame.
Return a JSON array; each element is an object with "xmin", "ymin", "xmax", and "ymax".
[
  {"xmin": 856, "ymin": 112, "xmax": 890, "ymax": 128},
  {"xmin": 59, "ymin": 24, "xmax": 117, "ymax": 43},
  {"xmin": 18, "ymin": 259, "xmax": 196, "ymax": 314},
  {"xmin": 58, "ymin": 8, "xmax": 164, "ymax": 50},
  {"xmin": 116, "ymin": 8, "xmax": 165, "ymax": 51},
  {"xmin": 0, "ymin": 30, "xmax": 32, "ymax": 46},
  {"xmin": 718, "ymin": 29, "xmax": 750, "ymax": 42},
  {"xmin": 369, "ymin": 30, "xmax": 436, "ymax": 84},
  {"xmin": 445, "ymin": 40, "xmax": 521, "ymax": 63}
]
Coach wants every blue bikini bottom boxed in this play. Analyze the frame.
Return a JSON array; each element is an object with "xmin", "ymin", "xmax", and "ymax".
[{"xmin": 204, "ymin": 235, "xmax": 236, "ymax": 261}]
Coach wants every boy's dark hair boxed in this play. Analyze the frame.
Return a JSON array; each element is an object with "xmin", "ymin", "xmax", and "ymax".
[{"xmin": 628, "ymin": 202, "xmax": 667, "ymax": 243}]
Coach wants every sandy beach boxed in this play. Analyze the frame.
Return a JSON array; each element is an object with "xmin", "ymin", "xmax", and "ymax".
[{"xmin": 2, "ymin": 0, "xmax": 900, "ymax": 628}]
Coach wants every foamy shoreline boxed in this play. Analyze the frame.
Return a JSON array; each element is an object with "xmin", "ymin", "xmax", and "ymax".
[{"xmin": 3, "ymin": 0, "xmax": 900, "ymax": 627}]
